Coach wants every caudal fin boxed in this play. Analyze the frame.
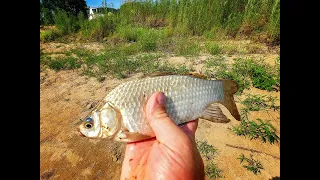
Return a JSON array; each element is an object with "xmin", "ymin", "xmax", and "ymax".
[{"xmin": 219, "ymin": 80, "xmax": 241, "ymax": 121}]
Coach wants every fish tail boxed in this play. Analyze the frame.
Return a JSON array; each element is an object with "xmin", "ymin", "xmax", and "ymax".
[{"xmin": 220, "ymin": 80, "xmax": 241, "ymax": 121}]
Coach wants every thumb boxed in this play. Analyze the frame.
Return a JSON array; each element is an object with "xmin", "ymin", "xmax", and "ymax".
[{"xmin": 146, "ymin": 92, "xmax": 190, "ymax": 149}]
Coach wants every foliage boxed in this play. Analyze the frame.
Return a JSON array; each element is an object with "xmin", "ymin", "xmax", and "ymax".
[
  {"xmin": 231, "ymin": 118, "xmax": 279, "ymax": 144},
  {"xmin": 238, "ymin": 154, "xmax": 264, "ymax": 175}
]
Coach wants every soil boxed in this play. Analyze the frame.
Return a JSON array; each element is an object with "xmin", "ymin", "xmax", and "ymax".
[{"xmin": 40, "ymin": 42, "xmax": 280, "ymax": 180}]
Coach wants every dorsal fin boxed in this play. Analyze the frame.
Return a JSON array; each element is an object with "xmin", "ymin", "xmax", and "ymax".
[
  {"xmin": 142, "ymin": 72, "xmax": 207, "ymax": 79},
  {"xmin": 142, "ymin": 72, "xmax": 176, "ymax": 78},
  {"xmin": 184, "ymin": 72, "xmax": 208, "ymax": 79}
]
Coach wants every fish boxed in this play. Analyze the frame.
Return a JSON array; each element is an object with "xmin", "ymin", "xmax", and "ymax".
[{"xmin": 79, "ymin": 74, "xmax": 240, "ymax": 142}]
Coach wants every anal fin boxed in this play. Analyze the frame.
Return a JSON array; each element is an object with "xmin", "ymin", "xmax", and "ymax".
[{"xmin": 200, "ymin": 103, "xmax": 230, "ymax": 123}]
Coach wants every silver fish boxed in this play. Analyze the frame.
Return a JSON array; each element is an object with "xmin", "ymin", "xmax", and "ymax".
[{"xmin": 79, "ymin": 74, "xmax": 240, "ymax": 142}]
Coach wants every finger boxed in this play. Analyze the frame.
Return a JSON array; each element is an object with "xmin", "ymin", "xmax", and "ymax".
[
  {"xmin": 146, "ymin": 92, "xmax": 190, "ymax": 150},
  {"xmin": 180, "ymin": 119, "xmax": 198, "ymax": 139}
]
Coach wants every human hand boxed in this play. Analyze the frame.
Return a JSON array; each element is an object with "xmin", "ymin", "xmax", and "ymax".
[{"xmin": 120, "ymin": 92, "xmax": 204, "ymax": 180}]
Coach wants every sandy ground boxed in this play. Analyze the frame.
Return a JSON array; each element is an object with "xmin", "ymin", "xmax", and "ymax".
[{"xmin": 40, "ymin": 42, "xmax": 280, "ymax": 180}]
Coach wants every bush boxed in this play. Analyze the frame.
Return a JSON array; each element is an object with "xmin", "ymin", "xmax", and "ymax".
[
  {"xmin": 40, "ymin": 30, "xmax": 60, "ymax": 42},
  {"xmin": 54, "ymin": 9, "xmax": 79, "ymax": 35},
  {"xmin": 205, "ymin": 42, "xmax": 221, "ymax": 55},
  {"xmin": 79, "ymin": 14, "xmax": 118, "ymax": 41},
  {"xmin": 139, "ymin": 30, "xmax": 159, "ymax": 51}
]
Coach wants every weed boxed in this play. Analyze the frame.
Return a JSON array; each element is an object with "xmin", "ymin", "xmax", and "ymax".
[
  {"xmin": 206, "ymin": 57, "xmax": 278, "ymax": 93},
  {"xmin": 241, "ymin": 94, "xmax": 280, "ymax": 112},
  {"xmin": 205, "ymin": 42, "xmax": 221, "ymax": 55},
  {"xmin": 175, "ymin": 39, "xmax": 200, "ymax": 56},
  {"xmin": 53, "ymin": 9, "xmax": 79, "ymax": 35},
  {"xmin": 241, "ymin": 94, "xmax": 268, "ymax": 111},
  {"xmin": 196, "ymin": 140, "xmax": 223, "ymax": 179},
  {"xmin": 47, "ymin": 57, "xmax": 81, "ymax": 71},
  {"xmin": 40, "ymin": 30, "xmax": 60, "ymax": 42},
  {"xmin": 231, "ymin": 118, "xmax": 279, "ymax": 144},
  {"xmin": 267, "ymin": 95, "xmax": 280, "ymax": 111},
  {"xmin": 196, "ymin": 140, "xmax": 217, "ymax": 160},
  {"xmin": 250, "ymin": 64, "xmax": 277, "ymax": 91},
  {"xmin": 238, "ymin": 154, "xmax": 264, "ymax": 175},
  {"xmin": 138, "ymin": 30, "xmax": 161, "ymax": 51},
  {"xmin": 205, "ymin": 162, "xmax": 224, "ymax": 179},
  {"xmin": 116, "ymin": 26, "xmax": 143, "ymax": 42}
]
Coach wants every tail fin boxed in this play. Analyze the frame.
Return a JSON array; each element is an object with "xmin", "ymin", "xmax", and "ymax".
[{"xmin": 219, "ymin": 80, "xmax": 241, "ymax": 121}]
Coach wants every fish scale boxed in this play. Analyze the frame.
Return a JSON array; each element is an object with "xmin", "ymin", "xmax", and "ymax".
[{"xmin": 104, "ymin": 75, "xmax": 224, "ymax": 136}]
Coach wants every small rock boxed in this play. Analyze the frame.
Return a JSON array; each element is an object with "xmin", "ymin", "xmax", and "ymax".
[
  {"xmin": 86, "ymin": 103, "xmax": 92, "ymax": 110},
  {"xmin": 81, "ymin": 101, "xmax": 89, "ymax": 107},
  {"xmin": 112, "ymin": 155, "xmax": 118, "ymax": 162}
]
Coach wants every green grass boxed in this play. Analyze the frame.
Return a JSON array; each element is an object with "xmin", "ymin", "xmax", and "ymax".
[
  {"xmin": 241, "ymin": 94, "xmax": 279, "ymax": 111},
  {"xmin": 47, "ymin": 57, "xmax": 81, "ymax": 71},
  {"xmin": 175, "ymin": 39, "xmax": 200, "ymax": 56},
  {"xmin": 40, "ymin": 46, "xmax": 194, "ymax": 81},
  {"xmin": 205, "ymin": 57, "xmax": 279, "ymax": 93},
  {"xmin": 40, "ymin": 30, "xmax": 61, "ymax": 42},
  {"xmin": 196, "ymin": 140, "xmax": 217, "ymax": 160},
  {"xmin": 238, "ymin": 154, "xmax": 264, "ymax": 175},
  {"xmin": 41, "ymin": 0, "xmax": 280, "ymax": 44},
  {"xmin": 205, "ymin": 42, "xmax": 221, "ymax": 55},
  {"xmin": 205, "ymin": 162, "xmax": 224, "ymax": 179},
  {"xmin": 231, "ymin": 118, "xmax": 279, "ymax": 144},
  {"xmin": 196, "ymin": 140, "xmax": 223, "ymax": 179}
]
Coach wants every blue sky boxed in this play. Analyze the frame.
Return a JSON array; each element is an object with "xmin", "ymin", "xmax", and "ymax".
[{"xmin": 86, "ymin": 0, "xmax": 122, "ymax": 9}]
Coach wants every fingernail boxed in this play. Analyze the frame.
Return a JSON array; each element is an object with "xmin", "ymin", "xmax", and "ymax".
[{"xmin": 156, "ymin": 93, "xmax": 166, "ymax": 105}]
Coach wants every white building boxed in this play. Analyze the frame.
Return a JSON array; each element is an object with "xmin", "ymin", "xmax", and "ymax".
[{"xmin": 87, "ymin": 7, "xmax": 105, "ymax": 20}]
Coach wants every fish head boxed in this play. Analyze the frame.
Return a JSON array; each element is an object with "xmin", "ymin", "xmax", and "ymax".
[{"xmin": 79, "ymin": 103, "xmax": 121, "ymax": 139}]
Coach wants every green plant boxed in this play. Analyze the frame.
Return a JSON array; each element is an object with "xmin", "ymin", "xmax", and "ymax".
[
  {"xmin": 241, "ymin": 94, "xmax": 280, "ymax": 112},
  {"xmin": 53, "ymin": 9, "xmax": 79, "ymax": 35},
  {"xmin": 267, "ymin": 95, "xmax": 280, "ymax": 111},
  {"xmin": 250, "ymin": 64, "xmax": 277, "ymax": 91},
  {"xmin": 238, "ymin": 154, "xmax": 263, "ymax": 175},
  {"xmin": 138, "ymin": 30, "xmax": 161, "ymax": 51},
  {"xmin": 231, "ymin": 118, "xmax": 279, "ymax": 144},
  {"xmin": 241, "ymin": 94, "xmax": 268, "ymax": 111},
  {"xmin": 196, "ymin": 140, "xmax": 217, "ymax": 160},
  {"xmin": 79, "ymin": 14, "xmax": 118, "ymax": 41},
  {"xmin": 175, "ymin": 39, "xmax": 200, "ymax": 56},
  {"xmin": 205, "ymin": 162, "xmax": 224, "ymax": 179},
  {"xmin": 205, "ymin": 42, "xmax": 221, "ymax": 55},
  {"xmin": 206, "ymin": 57, "xmax": 278, "ymax": 93},
  {"xmin": 47, "ymin": 57, "xmax": 81, "ymax": 71},
  {"xmin": 196, "ymin": 140, "xmax": 223, "ymax": 179},
  {"xmin": 40, "ymin": 30, "xmax": 60, "ymax": 42}
]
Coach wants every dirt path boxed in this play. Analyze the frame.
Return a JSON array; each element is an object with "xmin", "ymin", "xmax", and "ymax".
[{"xmin": 40, "ymin": 43, "xmax": 280, "ymax": 180}]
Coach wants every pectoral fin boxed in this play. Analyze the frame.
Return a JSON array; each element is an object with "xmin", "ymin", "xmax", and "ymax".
[
  {"xmin": 114, "ymin": 129, "xmax": 153, "ymax": 143},
  {"xmin": 200, "ymin": 103, "xmax": 230, "ymax": 123}
]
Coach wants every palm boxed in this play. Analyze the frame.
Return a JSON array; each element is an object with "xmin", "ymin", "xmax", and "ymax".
[{"xmin": 121, "ymin": 120, "xmax": 204, "ymax": 180}]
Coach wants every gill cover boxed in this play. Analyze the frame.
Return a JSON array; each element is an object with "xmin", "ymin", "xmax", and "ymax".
[{"xmin": 99, "ymin": 103, "xmax": 121, "ymax": 137}]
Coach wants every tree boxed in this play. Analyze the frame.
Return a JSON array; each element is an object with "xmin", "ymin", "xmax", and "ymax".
[{"xmin": 40, "ymin": 0, "xmax": 88, "ymax": 25}]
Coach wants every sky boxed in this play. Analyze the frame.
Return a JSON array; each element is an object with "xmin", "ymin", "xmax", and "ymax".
[{"xmin": 86, "ymin": 0, "xmax": 122, "ymax": 9}]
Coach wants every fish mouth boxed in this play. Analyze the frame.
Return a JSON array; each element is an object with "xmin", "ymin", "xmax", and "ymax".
[{"xmin": 78, "ymin": 129, "xmax": 86, "ymax": 137}]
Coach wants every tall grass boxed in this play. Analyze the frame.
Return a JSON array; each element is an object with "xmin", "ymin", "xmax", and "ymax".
[
  {"xmin": 42, "ymin": 0, "xmax": 280, "ymax": 43},
  {"xmin": 117, "ymin": 0, "xmax": 280, "ymax": 41}
]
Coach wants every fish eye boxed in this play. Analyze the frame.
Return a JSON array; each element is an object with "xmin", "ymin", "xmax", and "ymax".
[
  {"xmin": 84, "ymin": 117, "xmax": 94, "ymax": 129},
  {"xmin": 85, "ymin": 123, "xmax": 93, "ymax": 129}
]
